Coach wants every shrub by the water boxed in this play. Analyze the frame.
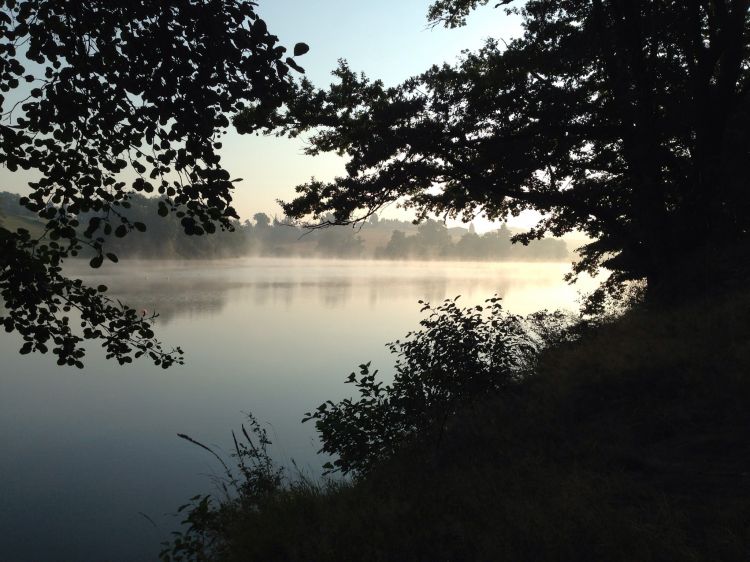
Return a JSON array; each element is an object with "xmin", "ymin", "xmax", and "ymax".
[{"xmin": 304, "ymin": 297, "xmax": 570, "ymax": 476}]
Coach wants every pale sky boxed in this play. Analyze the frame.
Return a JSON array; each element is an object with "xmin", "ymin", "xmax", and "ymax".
[{"xmin": 1, "ymin": 1, "xmax": 543, "ymax": 233}]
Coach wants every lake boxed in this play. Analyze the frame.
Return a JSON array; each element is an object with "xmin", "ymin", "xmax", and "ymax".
[{"xmin": 0, "ymin": 257, "xmax": 596, "ymax": 561}]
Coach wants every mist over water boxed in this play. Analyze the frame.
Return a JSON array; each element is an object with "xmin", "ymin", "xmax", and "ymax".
[
  {"xmin": 0, "ymin": 257, "xmax": 595, "ymax": 561},
  {"xmin": 70, "ymin": 257, "xmax": 592, "ymax": 320}
]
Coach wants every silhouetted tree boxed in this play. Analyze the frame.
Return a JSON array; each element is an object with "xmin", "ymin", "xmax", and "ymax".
[
  {"xmin": 454, "ymin": 230, "xmax": 485, "ymax": 260},
  {"xmin": 242, "ymin": 0, "xmax": 750, "ymax": 304},
  {"xmin": 0, "ymin": 1, "xmax": 308, "ymax": 366},
  {"xmin": 414, "ymin": 219, "xmax": 453, "ymax": 258},
  {"xmin": 314, "ymin": 226, "xmax": 364, "ymax": 257},
  {"xmin": 378, "ymin": 230, "xmax": 412, "ymax": 259},
  {"xmin": 253, "ymin": 212, "xmax": 272, "ymax": 229}
]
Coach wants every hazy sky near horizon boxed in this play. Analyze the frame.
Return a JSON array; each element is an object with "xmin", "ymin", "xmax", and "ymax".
[{"xmin": 1, "ymin": 1, "xmax": 536, "ymax": 231}]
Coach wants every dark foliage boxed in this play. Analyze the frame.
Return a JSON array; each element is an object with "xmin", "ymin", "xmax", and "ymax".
[
  {"xmin": 240, "ymin": 0, "xmax": 750, "ymax": 303},
  {"xmin": 303, "ymin": 297, "xmax": 570, "ymax": 476},
  {"xmin": 0, "ymin": 1, "xmax": 308, "ymax": 366},
  {"xmin": 0, "ymin": 225, "xmax": 182, "ymax": 367},
  {"xmin": 79, "ymin": 194, "xmax": 251, "ymax": 259}
]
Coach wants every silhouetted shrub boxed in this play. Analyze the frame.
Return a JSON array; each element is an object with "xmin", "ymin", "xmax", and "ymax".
[{"xmin": 304, "ymin": 297, "xmax": 573, "ymax": 475}]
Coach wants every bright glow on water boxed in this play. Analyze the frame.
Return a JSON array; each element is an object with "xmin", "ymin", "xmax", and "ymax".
[{"xmin": 0, "ymin": 257, "xmax": 596, "ymax": 561}]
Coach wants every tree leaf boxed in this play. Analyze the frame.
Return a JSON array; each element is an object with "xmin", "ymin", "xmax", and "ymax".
[{"xmin": 286, "ymin": 57, "xmax": 305, "ymax": 74}]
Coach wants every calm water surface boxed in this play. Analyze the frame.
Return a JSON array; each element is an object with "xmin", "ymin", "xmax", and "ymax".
[{"xmin": 0, "ymin": 257, "xmax": 596, "ymax": 561}]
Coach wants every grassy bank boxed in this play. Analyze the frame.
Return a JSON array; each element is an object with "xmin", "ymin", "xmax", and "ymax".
[{"xmin": 165, "ymin": 292, "xmax": 750, "ymax": 561}]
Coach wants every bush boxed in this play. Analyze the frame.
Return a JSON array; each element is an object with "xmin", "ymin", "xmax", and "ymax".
[{"xmin": 304, "ymin": 296, "xmax": 573, "ymax": 476}]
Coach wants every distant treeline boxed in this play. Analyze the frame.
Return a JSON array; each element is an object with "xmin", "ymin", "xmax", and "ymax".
[{"xmin": 0, "ymin": 192, "xmax": 568, "ymax": 261}]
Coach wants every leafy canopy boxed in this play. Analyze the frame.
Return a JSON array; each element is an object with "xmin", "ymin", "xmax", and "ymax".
[
  {"xmin": 240, "ymin": 0, "xmax": 750, "ymax": 303},
  {"xmin": 0, "ymin": 1, "xmax": 307, "ymax": 367}
]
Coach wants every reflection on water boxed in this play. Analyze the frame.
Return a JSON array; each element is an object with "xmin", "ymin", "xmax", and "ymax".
[
  {"xmin": 2, "ymin": 257, "xmax": 597, "ymax": 562},
  {"xmin": 64, "ymin": 257, "xmax": 594, "ymax": 324}
]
